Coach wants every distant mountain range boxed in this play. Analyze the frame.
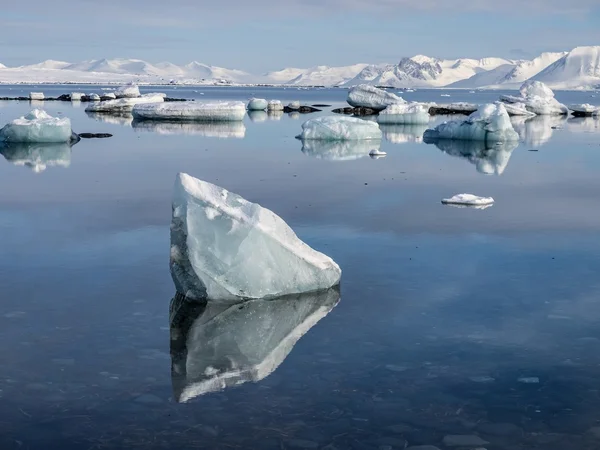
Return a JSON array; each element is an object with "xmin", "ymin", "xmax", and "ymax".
[{"xmin": 1, "ymin": 46, "xmax": 599, "ymax": 89}]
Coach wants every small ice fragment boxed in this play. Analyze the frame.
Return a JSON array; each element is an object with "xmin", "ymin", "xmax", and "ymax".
[
  {"xmin": 115, "ymin": 83, "xmax": 140, "ymax": 99},
  {"xmin": 469, "ymin": 376, "xmax": 495, "ymax": 383},
  {"xmin": 70, "ymin": 92, "xmax": 85, "ymax": 101},
  {"xmin": 267, "ymin": 100, "xmax": 284, "ymax": 111},
  {"xmin": 29, "ymin": 92, "xmax": 44, "ymax": 101},
  {"xmin": 287, "ymin": 101, "xmax": 301, "ymax": 110},
  {"xmin": 87, "ymin": 93, "xmax": 101, "ymax": 101},
  {"xmin": 518, "ymin": 377, "xmax": 540, "ymax": 384},
  {"xmin": 369, "ymin": 149, "xmax": 387, "ymax": 156},
  {"xmin": 247, "ymin": 98, "xmax": 268, "ymax": 111},
  {"xmin": 441, "ymin": 194, "xmax": 494, "ymax": 206}
]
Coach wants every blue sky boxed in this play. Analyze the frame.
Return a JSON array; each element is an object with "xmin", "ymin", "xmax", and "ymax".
[{"xmin": 1, "ymin": 0, "xmax": 599, "ymax": 72}]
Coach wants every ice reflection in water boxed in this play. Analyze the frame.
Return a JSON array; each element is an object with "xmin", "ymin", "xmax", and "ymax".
[
  {"xmin": 247, "ymin": 110, "xmax": 268, "ymax": 123},
  {"xmin": 169, "ymin": 288, "xmax": 339, "ymax": 402},
  {"xmin": 511, "ymin": 115, "xmax": 568, "ymax": 147},
  {"xmin": 380, "ymin": 124, "xmax": 428, "ymax": 144},
  {"xmin": 85, "ymin": 111, "xmax": 134, "ymax": 127},
  {"xmin": 426, "ymin": 139, "xmax": 518, "ymax": 175},
  {"xmin": 300, "ymin": 139, "xmax": 380, "ymax": 161},
  {"xmin": 0, "ymin": 141, "xmax": 77, "ymax": 172},
  {"xmin": 132, "ymin": 120, "xmax": 246, "ymax": 138}
]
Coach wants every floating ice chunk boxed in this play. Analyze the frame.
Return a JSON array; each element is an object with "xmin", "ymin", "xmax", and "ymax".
[
  {"xmin": 288, "ymin": 101, "xmax": 301, "ymax": 110},
  {"xmin": 301, "ymin": 139, "xmax": 377, "ymax": 161},
  {"xmin": 424, "ymin": 103, "xmax": 519, "ymax": 142},
  {"xmin": 0, "ymin": 142, "xmax": 74, "ymax": 173},
  {"xmin": 247, "ymin": 98, "xmax": 268, "ymax": 111},
  {"xmin": 0, "ymin": 109, "xmax": 76, "ymax": 143},
  {"xmin": 132, "ymin": 101, "xmax": 246, "ymax": 122},
  {"xmin": 29, "ymin": 92, "xmax": 44, "ymax": 101},
  {"xmin": 268, "ymin": 100, "xmax": 284, "ymax": 111},
  {"xmin": 132, "ymin": 120, "xmax": 246, "ymax": 138},
  {"xmin": 442, "ymin": 194, "xmax": 494, "ymax": 206},
  {"xmin": 102, "ymin": 92, "xmax": 117, "ymax": 100},
  {"xmin": 380, "ymin": 124, "xmax": 428, "ymax": 144},
  {"xmin": 369, "ymin": 149, "xmax": 387, "ymax": 156},
  {"xmin": 296, "ymin": 116, "xmax": 382, "ymax": 141},
  {"xmin": 87, "ymin": 93, "xmax": 101, "ymax": 101},
  {"xmin": 569, "ymin": 103, "xmax": 599, "ymax": 116},
  {"xmin": 503, "ymin": 102, "xmax": 537, "ymax": 117},
  {"xmin": 70, "ymin": 92, "xmax": 85, "ymax": 101},
  {"xmin": 169, "ymin": 288, "xmax": 339, "ymax": 401},
  {"xmin": 500, "ymin": 81, "xmax": 568, "ymax": 115},
  {"xmin": 347, "ymin": 84, "xmax": 405, "ymax": 110},
  {"xmin": 170, "ymin": 173, "xmax": 342, "ymax": 301},
  {"xmin": 377, "ymin": 103, "xmax": 430, "ymax": 125},
  {"xmin": 85, "ymin": 93, "xmax": 165, "ymax": 113},
  {"xmin": 115, "ymin": 83, "xmax": 140, "ymax": 98},
  {"xmin": 248, "ymin": 110, "xmax": 268, "ymax": 122}
]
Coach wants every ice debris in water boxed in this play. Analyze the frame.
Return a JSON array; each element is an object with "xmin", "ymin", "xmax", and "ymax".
[
  {"xmin": 268, "ymin": 100, "xmax": 284, "ymax": 111},
  {"xmin": 347, "ymin": 84, "xmax": 405, "ymax": 110},
  {"xmin": 424, "ymin": 103, "xmax": 519, "ymax": 142},
  {"xmin": 102, "ymin": 92, "xmax": 117, "ymax": 100},
  {"xmin": 441, "ymin": 194, "xmax": 494, "ymax": 206},
  {"xmin": 247, "ymin": 98, "xmax": 268, "ymax": 111},
  {"xmin": 132, "ymin": 101, "xmax": 246, "ymax": 122},
  {"xmin": 29, "ymin": 92, "xmax": 44, "ymax": 101},
  {"xmin": 0, "ymin": 142, "xmax": 73, "ymax": 173},
  {"xmin": 500, "ymin": 81, "xmax": 568, "ymax": 116},
  {"xmin": 88, "ymin": 93, "xmax": 101, "ymax": 101},
  {"xmin": 170, "ymin": 173, "xmax": 342, "ymax": 302},
  {"xmin": 301, "ymin": 139, "xmax": 379, "ymax": 161},
  {"xmin": 115, "ymin": 83, "xmax": 140, "ymax": 98},
  {"xmin": 169, "ymin": 287, "xmax": 339, "ymax": 402},
  {"xmin": 85, "ymin": 93, "xmax": 165, "ymax": 113},
  {"xmin": 377, "ymin": 103, "xmax": 430, "ymax": 125},
  {"xmin": 70, "ymin": 92, "xmax": 84, "ymax": 101},
  {"xmin": 296, "ymin": 116, "xmax": 382, "ymax": 141},
  {"xmin": 569, "ymin": 103, "xmax": 599, "ymax": 115},
  {"xmin": 0, "ymin": 109, "xmax": 77, "ymax": 143}
]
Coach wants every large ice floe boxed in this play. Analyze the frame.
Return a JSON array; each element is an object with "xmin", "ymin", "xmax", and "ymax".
[
  {"xmin": 377, "ymin": 103, "xmax": 430, "ymax": 125},
  {"xmin": 132, "ymin": 120, "xmax": 246, "ymax": 138},
  {"xmin": 426, "ymin": 139, "xmax": 518, "ymax": 175},
  {"xmin": 296, "ymin": 116, "xmax": 382, "ymax": 141},
  {"xmin": 170, "ymin": 173, "xmax": 342, "ymax": 302},
  {"xmin": 347, "ymin": 84, "xmax": 405, "ymax": 110},
  {"xmin": 423, "ymin": 103, "xmax": 519, "ymax": 142},
  {"xmin": 132, "ymin": 101, "xmax": 246, "ymax": 122},
  {"xmin": 247, "ymin": 98, "xmax": 268, "ymax": 111},
  {"xmin": 499, "ymin": 81, "xmax": 568, "ymax": 115},
  {"xmin": 301, "ymin": 139, "xmax": 380, "ymax": 161},
  {"xmin": 0, "ymin": 110, "xmax": 78, "ymax": 143},
  {"xmin": 379, "ymin": 124, "xmax": 428, "ymax": 144},
  {"xmin": 0, "ymin": 142, "xmax": 75, "ymax": 173},
  {"xmin": 169, "ymin": 287, "xmax": 339, "ymax": 401},
  {"xmin": 85, "ymin": 93, "xmax": 165, "ymax": 113},
  {"xmin": 115, "ymin": 83, "xmax": 140, "ymax": 99}
]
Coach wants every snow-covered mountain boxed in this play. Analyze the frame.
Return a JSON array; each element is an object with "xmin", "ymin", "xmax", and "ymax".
[{"xmin": 0, "ymin": 47, "xmax": 598, "ymax": 89}]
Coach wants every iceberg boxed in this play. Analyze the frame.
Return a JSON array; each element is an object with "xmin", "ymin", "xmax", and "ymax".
[
  {"xmin": 427, "ymin": 139, "xmax": 518, "ymax": 175},
  {"xmin": 115, "ymin": 83, "xmax": 140, "ymax": 98},
  {"xmin": 85, "ymin": 93, "xmax": 165, "ymax": 113},
  {"xmin": 170, "ymin": 173, "xmax": 342, "ymax": 301},
  {"xmin": 347, "ymin": 84, "xmax": 405, "ymax": 110},
  {"xmin": 0, "ymin": 109, "xmax": 77, "ymax": 143},
  {"xmin": 87, "ymin": 93, "xmax": 101, "ymax": 101},
  {"xmin": 377, "ymin": 103, "xmax": 430, "ymax": 125},
  {"xmin": 296, "ymin": 116, "xmax": 382, "ymax": 141},
  {"xmin": 29, "ymin": 92, "xmax": 44, "ymax": 101},
  {"xmin": 499, "ymin": 81, "xmax": 568, "ymax": 115},
  {"xmin": 301, "ymin": 139, "xmax": 380, "ymax": 161},
  {"xmin": 442, "ymin": 194, "xmax": 494, "ymax": 206},
  {"xmin": 247, "ymin": 110, "xmax": 268, "ymax": 122},
  {"xmin": 268, "ymin": 100, "xmax": 284, "ymax": 111},
  {"xmin": 70, "ymin": 92, "xmax": 85, "ymax": 101},
  {"xmin": 132, "ymin": 120, "xmax": 246, "ymax": 138},
  {"xmin": 380, "ymin": 124, "xmax": 428, "ymax": 144},
  {"xmin": 0, "ymin": 141, "xmax": 74, "ymax": 173},
  {"xmin": 169, "ymin": 288, "xmax": 339, "ymax": 402},
  {"xmin": 247, "ymin": 98, "xmax": 268, "ymax": 111},
  {"xmin": 132, "ymin": 101, "xmax": 246, "ymax": 122},
  {"xmin": 569, "ymin": 103, "xmax": 599, "ymax": 116},
  {"xmin": 423, "ymin": 103, "xmax": 519, "ymax": 142}
]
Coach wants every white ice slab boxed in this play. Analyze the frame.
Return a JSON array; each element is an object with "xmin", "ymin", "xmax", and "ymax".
[
  {"xmin": 268, "ymin": 100, "xmax": 284, "ymax": 111},
  {"xmin": 85, "ymin": 93, "xmax": 165, "ymax": 113},
  {"xmin": 29, "ymin": 92, "xmax": 44, "ymax": 100},
  {"xmin": 115, "ymin": 83, "xmax": 140, "ymax": 98},
  {"xmin": 296, "ymin": 116, "xmax": 382, "ymax": 141},
  {"xmin": 442, "ymin": 194, "xmax": 495, "ymax": 206},
  {"xmin": 70, "ymin": 92, "xmax": 85, "ymax": 101},
  {"xmin": 499, "ymin": 81, "xmax": 568, "ymax": 115},
  {"xmin": 132, "ymin": 101, "xmax": 246, "ymax": 122},
  {"xmin": 347, "ymin": 84, "xmax": 405, "ymax": 110},
  {"xmin": 377, "ymin": 103, "xmax": 430, "ymax": 124}
]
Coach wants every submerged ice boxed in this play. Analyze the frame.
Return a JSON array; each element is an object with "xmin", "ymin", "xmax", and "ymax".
[
  {"xmin": 132, "ymin": 101, "xmax": 246, "ymax": 121},
  {"xmin": 347, "ymin": 84, "xmax": 405, "ymax": 110},
  {"xmin": 296, "ymin": 116, "xmax": 382, "ymax": 141},
  {"xmin": 170, "ymin": 173, "xmax": 342, "ymax": 302},
  {"xmin": 0, "ymin": 109, "xmax": 77, "ymax": 143}
]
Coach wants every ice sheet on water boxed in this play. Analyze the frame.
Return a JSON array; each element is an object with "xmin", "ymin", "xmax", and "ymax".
[
  {"xmin": 169, "ymin": 288, "xmax": 339, "ymax": 402},
  {"xmin": 379, "ymin": 124, "xmax": 428, "ymax": 144},
  {"xmin": 347, "ymin": 84, "xmax": 405, "ymax": 110},
  {"xmin": 301, "ymin": 139, "xmax": 380, "ymax": 161},
  {"xmin": 85, "ymin": 93, "xmax": 165, "ymax": 113},
  {"xmin": 296, "ymin": 116, "xmax": 382, "ymax": 141},
  {"xmin": 170, "ymin": 173, "xmax": 342, "ymax": 302},
  {"xmin": 132, "ymin": 101, "xmax": 246, "ymax": 122},
  {"xmin": 247, "ymin": 98, "xmax": 268, "ymax": 111},
  {"xmin": 132, "ymin": 120, "xmax": 246, "ymax": 138},
  {"xmin": 115, "ymin": 83, "xmax": 140, "ymax": 98},
  {"xmin": 0, "ymin": 141, "xmax": 75, "ymax": 173},
  {"xmin": 377, "ymin": 103, "xmax": 430, "ymax": 125},
  {"xmin": 424, "ymin": 103, "xmax": 519, "ymax": 142},
  {"xmin": 0, "ymin": 109, "xmax": 77, "ymax": 143},
  {"xmin": 499, "ymin": 81, "xmax": 568, "ymax": 115}
]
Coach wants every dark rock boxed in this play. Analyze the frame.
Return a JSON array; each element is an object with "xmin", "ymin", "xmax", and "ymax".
[
  {"xmin": 100, "ymin": 96, "xmax": 115, "ymax": 101},
  {"xmin": 57, "ymin": 94, "xmax": 71, "ymax": 101},
  {"xmin": 428, "ymin": 106, "xmax": 477, "ymax": 115},
  {"xmin": 78, "ymin": 133, "xmax": 113, "ymax": 139},
  {"xmin": 312, "ymin": 104, "xmax": 331, "ymax": 107},
  {"xmin": 164, "ymin": 97, "xmax": 189, "ymax": 102},
  {"xmin": 283, "ymin": 105, "xmax": 321, "ymax": 113},
  {"xmin": 571, "ymin": 111, "xmax": 594, "ymax": 117},
  {"xmin": 332, "ymin": 107, "xmax": 378, "ymax": 116}
]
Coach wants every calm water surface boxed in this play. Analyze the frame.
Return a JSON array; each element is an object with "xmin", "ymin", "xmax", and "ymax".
[{"xmin": 1, "ymin": 86, "xmax": 600, "ymax": 449}]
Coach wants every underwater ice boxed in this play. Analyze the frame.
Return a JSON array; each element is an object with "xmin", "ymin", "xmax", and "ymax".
[
  {"xmin": 132, "ymin": 101, "xmax": 246, "ymax": 121},
  {"xmin": 247, "ymin": 98, "xmax": 268, "ymax": 111},
  {"xmin": 424, "ymin": 103, "xmax": 519, "ymax": 142},
  {"xmin": 170, "ymin": 173, "xmax": 342, "ymax": 302},
  {"xmin": 347, "ymin": 84, "xmax": 405, "ymax": 110},
  {"xmin": 442, "ymin": 194, "xmax": 495, "ymax": 206},
  {"xmin": 296, "ymin": 116, "xmax": 382, "ymax": 141},
  {"xmin": 85, "ymin": 93, "xmax": 165, "ymax": 113},
  {"xmin": 115, "ymin": 83, "xmax": 140, "ymax": 98},
  {"xmin": 169, "ymin": 288, "xmax": 339, "ymax": 401},
  {"xmin": 301, "ymin": 139, "xmax": 381, "ymax": 161},
  {"xmin": 0, "ymin": 109, "xmax": 76, "ymax": 143},
  {"xmin": 500, "ymin": 81, "xmax": 568, "ymax": 115},
  {"xmin": 377, "ymin": 103, "xmax": 430, "ymax": 125}
]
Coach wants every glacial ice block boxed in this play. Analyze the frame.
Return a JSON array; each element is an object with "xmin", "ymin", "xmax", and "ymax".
[
  {"xmin": 377, "ymin": 103, "xmax": 430, "ymax": 125},
  {"xmin": 170, "ymin": 173, "xmax": 342, "ymax": 301},
  {"xmin": 0, "ymin": 110, "xmax": 76, "ymax": 143},
  {"xmin": 132, "ymin": 101, "xmax": 246, "ymax": 122},
  {"xmin": 347, "ymin": 84, "xmax": 405, "ymax": 110},
  {"xmin": 70, "ymin": 92, "xmax": 85, "ymax": 101},
  {"xmin": 423, "ymin": 103, "xmax": 519, "ymax": 142},
  {"xmin": 442, "ymin": 194, "xmax": 494, "ymax": 206},
  {"xmin": 296, "ymin": 116, "xmax": 382, "ymax": 141},
  {"xmin": 29, "ymin": 92, "xmax": 44, "ymax": 101},
  {"xmin": 85, "ymin": 93, "xmax": 165, "ymax": 113},
  {"xmin": 268, "ymin": 100, "xmax": 284, "ymax": 111},
  {"xmin": 115, "ymin": 83, "xmax": 140, "ymax": 98},
  {"xmin": 301, "ymin": 139, "xmax": 380, "ymax": 161},
  {"xmin": 0, "ymin": 142, "xmax": 74, "ymax": 173},
  {"xmin": 247, "ymin": 98, "xmax": 268, "ymax": 111},
  {"xmin": 499, "ymin": 81, "xmax": 568, "ymax": 115},
  {"xmin": 169, "ymin": 287, "xmax": 339, "ymax": 401}
]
